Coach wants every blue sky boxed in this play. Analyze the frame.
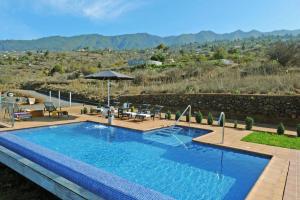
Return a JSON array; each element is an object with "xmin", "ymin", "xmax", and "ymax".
[{"xmin": 0, "ymin": 0, "xmax": 300, "ymax": 39}]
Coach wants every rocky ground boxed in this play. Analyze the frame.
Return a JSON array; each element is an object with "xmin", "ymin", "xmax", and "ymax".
[{"xmin": 0, "ymin": 164, "xmax": 59, "ymax": 200}]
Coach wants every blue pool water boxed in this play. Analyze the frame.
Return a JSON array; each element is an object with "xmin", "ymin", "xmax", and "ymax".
[{"xmin": 4, "ymin": 122, "xmax": 269, "ymax": 200}]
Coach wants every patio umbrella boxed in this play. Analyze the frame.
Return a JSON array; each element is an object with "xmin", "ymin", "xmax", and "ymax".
[{"xmin": 85, "ymin": 70, "xmax": 134, "ymax": 107}]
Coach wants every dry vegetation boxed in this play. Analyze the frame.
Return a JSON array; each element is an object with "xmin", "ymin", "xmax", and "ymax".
[{"xmin": 0, "ymin": 36, "xmax": 300, "ymax": 100}]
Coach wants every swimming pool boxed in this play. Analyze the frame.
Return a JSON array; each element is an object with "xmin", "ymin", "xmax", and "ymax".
[{"xmin": 0, "ymin": 122, "xmax": 270, "ymax": 200}]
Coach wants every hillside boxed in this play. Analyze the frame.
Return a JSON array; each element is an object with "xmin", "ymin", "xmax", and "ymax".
[
  {"xmin": 0, "ymin": 29, "xmax": 300, "ymax": 51},
  {"xmin": 1, "ymin": 34, "xmax": 299, "ymax": 99}
]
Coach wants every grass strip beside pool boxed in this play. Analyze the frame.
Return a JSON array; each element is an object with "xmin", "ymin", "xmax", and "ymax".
[{"xmin": 242, "ymin": 131, "xmax": 300, "ymax": 150}]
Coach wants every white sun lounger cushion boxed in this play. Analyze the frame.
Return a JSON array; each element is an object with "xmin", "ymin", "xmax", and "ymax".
[
  {"xmin": 124, "ymin": 112, "xmax": 137, "ymax": 117},
  {"xmin": 136, "ymin": 113, "xmax": 151, "ymax": 118}
]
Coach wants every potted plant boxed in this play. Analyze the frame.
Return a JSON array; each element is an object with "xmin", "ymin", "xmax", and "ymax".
[
  {"xmin": 195, "ymin": 111, "xmax": 203, "ymax": 124},
  {"xmin": 83, "ymin": 107, "xmax": 88, "ymax": 114},
  {"xmin": 175, "ymin": 111, "xmax": 181, "ymax": 121},
  {"xmin": 234, "ymin": 120, "xmax": 238, "ymax": 128},
  {"xmin": 277, "ymin": 123, "xmax": 285, "ymax": 135},
  {"xmin": 245, "ymin": 117, "xmax": 254, "ymax": 130},
  {"xmin": 165, "ymin": 111, "xmax": 171, "ymax": 120},
  {"xmin": 207, "ymin": 112, "xmax": 213, "ymax": 125}
]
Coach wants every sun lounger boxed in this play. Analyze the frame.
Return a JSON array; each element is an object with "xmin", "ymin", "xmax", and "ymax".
[
  {"xmin": 14, "ymin": 112, "xmax": 32, "ymax": 120},
  {"xmin": 123, "ymin": 111, "xmax": 137, "ymax": 118},
  {"xmin": 135, "ymin": 113, "xmax": 152, "ymax": 121},
  {"xmin": 44, "ymin": 102, "xmax": 68, "ymax": 117}
]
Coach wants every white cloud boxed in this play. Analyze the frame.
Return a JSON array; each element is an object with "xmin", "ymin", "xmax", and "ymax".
[{"xmin": 36, "ymin": 0, "xmax": 142, "ymax": 20}]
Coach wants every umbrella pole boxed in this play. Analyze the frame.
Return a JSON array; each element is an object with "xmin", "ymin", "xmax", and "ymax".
[{"xmin": 107, "ymin": 80, "xmax": 110, "ymax": 107}]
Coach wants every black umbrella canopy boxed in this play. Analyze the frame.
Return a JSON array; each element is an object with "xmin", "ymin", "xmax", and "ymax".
[
  {"xmin": 85, "ymin": 70, "xmax": 134, "ymax": 80},
  {"xmin": 84, "ymin": 70, "xmax": 133, "ymax": 107}
]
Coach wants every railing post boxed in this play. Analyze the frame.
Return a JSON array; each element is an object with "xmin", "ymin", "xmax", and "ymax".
[
  {"xmin": 189, "ymin": 106, "xmax": 191, "ymax": 127},
  {"xmin": 69, "ymin": 92, "xmax": 72, "ymax": 107},
  {"xmin": 58, "ymin": 90, "xmax": 61, "ymax": 108},
  {"xmin": 11, "ymin": 103, "xmax": 15, "ymax": 127},
  {"xmin": 219, "ymin": 112, "xmax": 225, "ymax": 144}
]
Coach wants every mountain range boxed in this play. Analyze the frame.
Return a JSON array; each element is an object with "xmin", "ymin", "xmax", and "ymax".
[{"xmin": 0, "ymin": 29, "xmax": 299, "ymax": 51}]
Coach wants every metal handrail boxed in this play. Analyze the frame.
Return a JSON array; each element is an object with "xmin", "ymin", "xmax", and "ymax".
[
  {"xmin": 218, "ymin": 112, "xmax": 225, "ymax": 144},
  {"xmin": 174, "ymin": 105, "xmax": 191, "ymax": 127}
]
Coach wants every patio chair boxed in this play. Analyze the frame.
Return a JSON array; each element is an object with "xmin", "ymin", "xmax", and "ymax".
[
  {"xmin": 150, "ymin": 105, "xmax": 164, "ymax": 119},
  {"xmin": 117, "ymin": 102, "xmax": 132, "ymax": 119},
  {"xmin": 44, "ymin": 102, "xmax": 68, "ymax": 117}
]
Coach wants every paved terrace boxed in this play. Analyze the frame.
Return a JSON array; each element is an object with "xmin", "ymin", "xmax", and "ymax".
[{"xmin": 0, "ymin": 105, "xmax": 299, "ymax": 200}]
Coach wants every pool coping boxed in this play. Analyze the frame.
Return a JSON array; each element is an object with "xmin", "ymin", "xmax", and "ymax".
[
  {"xmin": 0, "ymin": 118, "xmax": 291, "ymax": 200},
  {"xmin": 0, "ymin": 126, "xmax": 174, "ymax": 200},
  {"xmin": 0, "ymin": 145, "xmax": 103, "ymax": 200}
]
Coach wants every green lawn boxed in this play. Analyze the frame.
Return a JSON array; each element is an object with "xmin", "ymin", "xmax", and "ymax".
[{"xmin": 242, "ymin": 131, "xmax": 300, "ymax": 150}]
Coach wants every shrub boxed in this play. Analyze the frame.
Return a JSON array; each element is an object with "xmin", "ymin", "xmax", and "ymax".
[
  {"xmin": 89, "ymin": 107, "xmax": 94, "ymax": 114},
  {"xmin": 80, "ymin": 66, "xmax": 98, "ymax": 75},
  {"xmin": 267, "ymin": 42, "xmax": 298, "ymax": 66},
  {"xmin": 49, "ymin": 64, "xmax": 64, "ymax": 75},
  {"xmin": 277, "ymin": 123, "xmax": 285, "ymax": 135},
  {"xmin": 175, "ymin": 111, "xmax": 181, "ymax": 121},
  {"xmin": 83, "ymin": 107, "xmax": 88, "ymax": 114},
  {"xmin": 234, "ymin": 120, "xmax": 238, "ymax": 128},
  {"xmin": 245, "ymin": 117, "xmax": 254, "ymax": 130},
  {"xmin": 213, "ymin": 47, "xmax": 227, "ymax": 59},
  {"xmin": 150, "ymin": 54, "xmax": 165, "ymax": 62},
  {"xmin": 297, "ymin": 124, "xmax": 300, "ymax": 137},
  {"xmin": 195, "ymin": 111, "xmax": 203, "ymax": 124},
  {"xmin": 207, "ymin": 112, "xmax": 213, "ymax": 125},
  {"xmin": 166, "ymin": 111, "xmax": 171, "ymax": 120}
]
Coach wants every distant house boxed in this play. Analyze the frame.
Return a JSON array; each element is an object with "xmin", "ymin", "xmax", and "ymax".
[
  {"xmin": 146, "ymin": 60, "xmax": 162, "ymax": 66},
  {"xmin": 128, "ymin": 59, "xmax": 162, "ymax": 66},
  {"xmin": 76, "ymin": 48, "xmax": 87, "ymax": 52},
  {"xmin": 220, "ymin": 59, "xmax": 234, "ymax": 65},
  {"xmin": 128, "ymin": 59, "xmax": 145, "ymax": 66},
  {"xmin": 196, "ymin": 50, "xmax": 211, "ymax": 56}
]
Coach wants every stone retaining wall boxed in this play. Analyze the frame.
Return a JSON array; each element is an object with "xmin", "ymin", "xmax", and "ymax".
[
  {"xmin": 22, "ymin": 81, "xmax": 300, "ymax": 124},
  {"xmin": 118, "ymin": 94, "xmax": 300, "ymax": 124}
]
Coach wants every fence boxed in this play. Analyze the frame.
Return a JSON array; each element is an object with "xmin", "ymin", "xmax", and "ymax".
[{"xmin": 0, "ymin": 100, "xmax": 15, "ymax": 127}]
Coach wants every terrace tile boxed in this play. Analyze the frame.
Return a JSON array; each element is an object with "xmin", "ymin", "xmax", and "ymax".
[{"xmin": 0, "ymin": 105, "xmax": 298, "ymax": 200}]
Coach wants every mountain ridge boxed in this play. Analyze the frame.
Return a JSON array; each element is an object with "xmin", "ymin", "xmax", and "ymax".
[{"xmin": 0, "ymin": 29, "xmax": 299, "ymax": 51}]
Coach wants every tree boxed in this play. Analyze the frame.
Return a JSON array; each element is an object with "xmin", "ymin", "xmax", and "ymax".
[
  {"xmin": 179, "ymin": 49, "xmax": 185, "ymax": 55},
  {"xmin": 213, "ymin": 47, "xmax": 227, "ymax": 59},
  {"xmin": 44, "ymin": 50, "xmax": 49, "ymax": 57},
  {"xmin": 26, "ymin": 51, "xmax": 32, "ymax": 56},
  {"xmin": 228, "ymin": 48, "xmax": 239, "ymax": 54},
  {"xmin": 268, "ymin": 42, "xmax": 298, "ymax": 66},
  {"xmin": 150, "ymin": 54, "xmax": 165, "ymax": 62},
  {"xmin": 156, "ymin": 43, "xmax": 166, "ymax": 50}
]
